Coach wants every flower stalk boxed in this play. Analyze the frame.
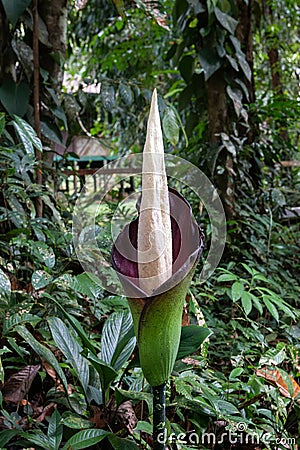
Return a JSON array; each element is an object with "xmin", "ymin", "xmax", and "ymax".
[{"xmin": 152, "ymin": 382, "xmax": 166, "ymax": 450}]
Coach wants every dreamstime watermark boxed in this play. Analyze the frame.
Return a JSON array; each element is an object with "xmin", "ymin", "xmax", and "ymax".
[
  {"xmin": 157, "ymin": 422, "xmax": 296, "ymax": 447},
  {"xmin": 72, "ymin": 153, "xmax": 227, "ymax": 294}
]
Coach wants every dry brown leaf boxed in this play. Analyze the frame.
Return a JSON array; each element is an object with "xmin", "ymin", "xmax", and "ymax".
[
  {"xmin": 36, "ymin": 402, "xmax": 56, "ymax": 422},
  {"xmin": 116, "ymin": 400, "xmax": 138, "ymax": 434},
  {"xmin": 2, "ymin": 365, "xmax": 40, "ymax": 404},
  {"xmin": 256, "ymin": 367, "xmax": 300, "ymax": 399}
]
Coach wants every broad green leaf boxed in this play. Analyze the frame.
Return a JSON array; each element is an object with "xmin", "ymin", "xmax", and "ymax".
[
  {"xmin": 236, "ymin": 51, "xmax": 252, "ymax": 82},
  {"xmin": 48, "ymin": 317, "xmax": 90, "ymax": 393},
  {"xmin": 262, "ymin": 296, "xmax": 279, "ymax": 322},
  {"xmin": 101, "ymin": 84, "xmax": 115, "ymax": 111},
  {"xmin": 162, "ymin": 106, "xmax": 180, "ymax": 146},
  {"xmin": 177, "ymin": 396, "xmax": 215, "ymax": 416},
  {"xmin": 21, "ymin": 431, "xmax": 53, "ymax": 450},
  {"xmin": 101, "ymin": 310, "xmax": 134, "ymax": 370},
  {"xmin": 108, "ymin": 434, "xmax": 139, "ymax": 450},
  {"xmin": 62, "ymin": 428, "xmax": 110, "ymax": 450},
  {"xmin": 0, "ymin": 429, "xmax": 19, "ymax": 447},
  {"xmin": 217, "ymin": 273, "xmax": 238, "ymax": 282},
  {"xmin": 3, "ymin": 312, "xmax": 41, "ymax": 333},
  {"xmin": 48, "ymin": 409, "xmax": 63, "ymax": 450},
  {"xmin": 40, "ymin": 119, "xmax": 63, "ymax": 145},
  {"xmin": 0, "ymin": 80, "xmax": 30, "ymax": 117},
  {"xmin": 0, "ymin": 268, "xmax": 11, "ymax": 299},
  {"xmin": 76, "ymin": 272, "xmax": 103, "ymax": 299},
  {"xmin": 179, "ymin": 55, "xmax": 194, "ymax": 83},
  {"xmin": 119, "ymin": 83, "xmax": 133, "ymax": 106},
  {"xmin": 113, "ymin": 336, "xmax": 136, "ymax": 371},
  {"xmin": 15, "ymin": 325, "xmax": 69, "ymax": 393},
  {"xmin": 177, "ymin": 326, "xmax": 212, "ymax": 359},
  {"xmin": 227, "ymin": 86, "xmax": 246, "ymax": 119},
  {"xmin": 214, "ymin": 7, "xmax": 238, "ymax": 34},
  {"xmin": 231, "ymin": 281, "xmax": 244, "ymax": 302},
  {"xmin": 49, "ymin": 298, "xmax": 97, "ymax": 356},
  {"xmin": 264, "ymin": 294, "xmax": 296, "ymax": 320},
  {"xmin": 213, "ymin": 399, "xmax": 240, "ymax": 415},
  {"xmin": 61, "ymin": 412, "xmax": 94, "ymax": 429},
  {"xmin": 198, "ymin": 48, "xmax": 222, "ymax": 81},
  {"xmin": 12, "ymin": 115, "xmax": 42, "ymax": 153},
  {"xmin": 135, "ymin": 421, "xmax": 153, "ymax": 434},
  {"xmin": 249, "ymin": 293, "xmax": 263, "ymax": 315},
  {"xmin": 1, "ymin": 0, "xmax": 31, "ymax": 26},
  {"xmin": 259, "ymin": 344, "xmax": 286, "ymax": 366},
  {"xmin": 241, "ymin": 291, "xmax": 252, "ymax": 316},
  {"xmin": 229, "ymin": 368, "xmax": 244, "ymax": 379},
  {"xmin": 0, "ymin": 112, "xmax": 5, "ymax": 135},
  {"xmin": 115, "ymin": 388, "xmax": 153, "ymax": 414},
  {"xmin": 31, "ymin": 242, "xmax": 55, "ymax": 268},
  {"xmin": 32, "ymin": 270, "xmax": 53, "ymax": 290},
  {"xmin": 86, "ymin": 352, "xmax": 118, "ymax": 392},
  {"xmin": 50, "ymin": 104, "xmax": 68, "ymax": 130}
]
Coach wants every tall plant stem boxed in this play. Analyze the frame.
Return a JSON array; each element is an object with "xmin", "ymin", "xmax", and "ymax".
[{"xmin": 153, "ymin": 382, "xmax": 166, "ymax": 450}]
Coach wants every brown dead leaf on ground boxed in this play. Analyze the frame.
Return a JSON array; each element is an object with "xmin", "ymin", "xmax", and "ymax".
[{"xmin": 2, "ymin": 365, "xmax": 40, "ymax": 403}]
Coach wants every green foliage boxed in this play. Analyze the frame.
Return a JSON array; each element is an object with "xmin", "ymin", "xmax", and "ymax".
[{"xmin": 0, "ymin": 1, "xmax": 299, "ymax": 448}]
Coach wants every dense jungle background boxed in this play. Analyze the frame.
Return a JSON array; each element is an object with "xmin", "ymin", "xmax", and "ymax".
[{"xmin": 0, "ymin": 0, "xmax": 299, "ymax": 448}]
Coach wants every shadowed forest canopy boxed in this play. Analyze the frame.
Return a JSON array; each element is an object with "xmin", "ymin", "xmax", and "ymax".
[{"xmin": 0, "ymin": 0, "xmax": 299, "ymax": 449}]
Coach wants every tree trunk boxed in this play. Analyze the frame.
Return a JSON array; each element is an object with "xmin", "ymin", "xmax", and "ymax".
[
  {"xmin": 262, "ymin": 0, "xmax": 289, "ymax": 143},
  {"xmin": 38, "ymin": 0, "xmax": 68, "ymax": 91},
  {"xmin": 206, "ymin": 72, "xmax": 235, "ymax": 220},
  {"xmin": 0, "ymin": 3, "xmax": 9, "ymax": 85}
]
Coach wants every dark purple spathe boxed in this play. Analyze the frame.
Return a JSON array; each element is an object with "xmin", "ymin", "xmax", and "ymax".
[{"xmin": 111, "ymin": 187, "xmax": 204, "ymax": 298}]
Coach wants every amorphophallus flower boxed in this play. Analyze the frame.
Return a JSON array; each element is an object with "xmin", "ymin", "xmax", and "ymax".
[{"xmin": 111, "ymin": 89, "xmax": 204, "ymax": 388}]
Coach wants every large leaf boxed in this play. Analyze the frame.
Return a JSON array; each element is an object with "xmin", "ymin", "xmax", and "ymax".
[
  {"xmin": 101, "ymin": 310, "xmax": 135, "ymax": 370},
  {"xmin": 0, "ymin": 112, "xmax": 5, "ymax": 135},
  {"xmin": 15, "ymin": 325, "xmax": 69, "ymax": 393},
  {"xmin": 115, "ymin": 388, "xmax": 153, "ymax": 414},
  {"xmin": 12, "ymin": 115, "xmax": 42, "ymax": 154},
  {"xmin": 40, "ymin": 119, "xmax": 63, "ymax": 145},
  {"xmin": 241, "ymin": 291, "xmax": 252, "ymax": 316},
  {"xmin": 86, "ymin": 352, "xmax": 118, "ymax": 393},
  {"xmin": 48, "ymin": 317, "xmax": 89, "ymax": 393},
  {"xmin": 20, "ymin": 431, "xmax": 53, "ymax": 450},
  {"xmin": 76, "ymin": 272, "xmax": 103, "ymax": 300},
  {"xmin": 48, "ymin": 409, "xmax": 63, "ymax": 450},
  {"xmin": 262, "ymin": 296, "xmax": 279, "ymax": 322},
  {"xmin": 214, "ymin": 7, "xmax": 238, "ymax": 34},
  {"xmin": 0, "ymin": 80, "xmax": 30, "ymax": 117},
  {"xmin": 177, "ymin": 326, "xmax": 212, "ymax": 360},
  {"xmin": 32, "ymin": 270, "xmax": 53, "ymax": 290},
  {"xmin": 0, "ymin": 429, "xmax": 19, "ymax": 447},
  {"xmin": 61, "ymin": 412, "xmax": 94, "ymax": 429},
  {"xmin": 108, "ymin": 434, "xmax": 139, "ymax": 450},
  {"xmin": 49, "ymin": 297, "xmax": 97, "ymax": 356},
  {"xmin": 1, "ymin": 0, "xmax": 31, "ymax": 26},
  {"xmin": 231, "ymin": 281, "xmax": 244, "ymax": 302},
  {"xmin": 113, "ymin": 336, "xmax": 136, "ymax": 371},
  {"xmin": 179, "ymin": 55, "xmax": 194, "ymax": 83},
  {"xmin": 62, "ymin": 428, "xmax": 110, "ymax": 450},
  {"xmin": 101, "ymin": 84, "xmax": 115, "ymax": 111},
  {"xmin": 119, "ymin": 83, "xmax": 133, "ymax": 106},
  {"xmin": 162, "ymin": 106, "xmax": 180, "ymax": 146},
  {"xmin": 0, "ymin": 268, "xmax": 11, "ymax": 300},
  {"xmin": 31, "ymin": 242, "xmax": 56, "ymax": 268},
  {"xmin": 198, "ymin": 48, "xmax": 222, "ymax": 81}
]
